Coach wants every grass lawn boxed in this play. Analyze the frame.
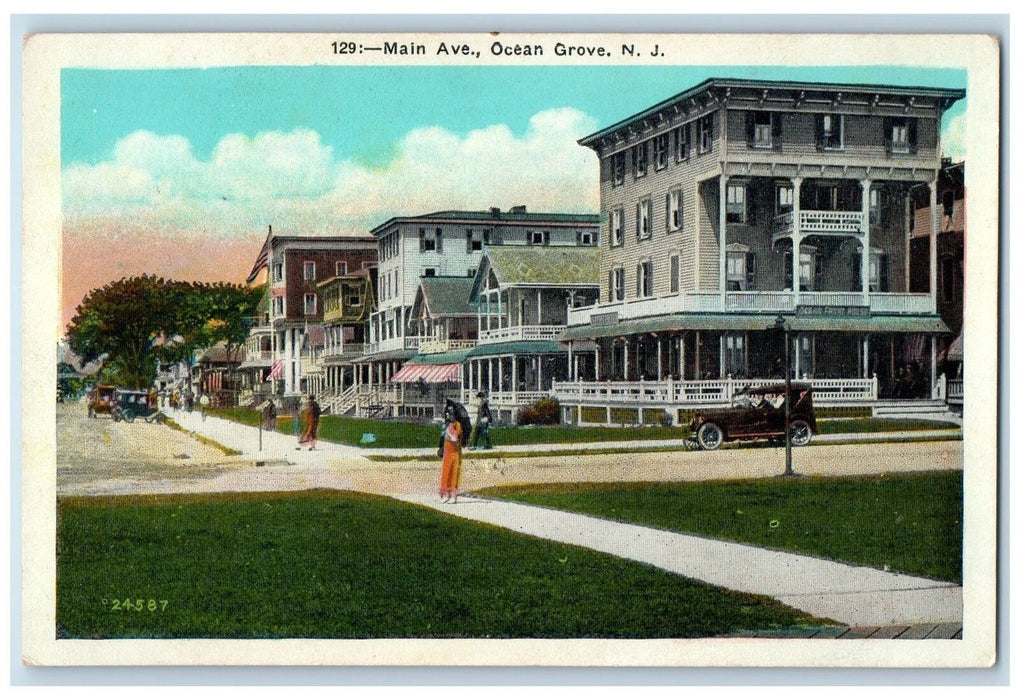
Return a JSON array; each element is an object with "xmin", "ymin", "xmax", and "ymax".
[
  {"xmin": 208, "ymin": 407, "xmax": 954, "ymax": 450},
  {"xmin": 57, "ymin": 491, "xmax": 819, "ymax": 639},
  {"xmin": 480, "ymin": 472, "xmax": 963, "ymax": 583}
]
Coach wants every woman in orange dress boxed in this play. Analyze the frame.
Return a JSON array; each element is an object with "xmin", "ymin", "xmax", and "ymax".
[{"xmin": 438, "ymin": 407, "xmax": 463, "ymax": 503}]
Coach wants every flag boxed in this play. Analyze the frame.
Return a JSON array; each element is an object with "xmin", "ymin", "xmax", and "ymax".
[
  {"xmin": 267, "ymin": 359, "xmax": 284, "ymax": 381},
  {"xmin": 246, "ymin": 226, "xmax": 273, "ymax": 283}
]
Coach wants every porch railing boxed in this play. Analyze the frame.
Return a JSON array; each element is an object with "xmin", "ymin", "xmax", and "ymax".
[
  {"xmin": 551, "ymin": 376, "xmax": 879, "ymax": 407},
  {"xmin": 870, "ymin": 293, "xmax": 935, "ymax": 314},
  {"xmin": 419, "ymin": 338, "xmax": 478, "ymax": 355},
  {"xmin": 774, "ymin": 209, "xmax": 865, "ymax": 236},
  {"xmin": 477, "ymin": 325, "xmax": 563, "ymax": 344}
]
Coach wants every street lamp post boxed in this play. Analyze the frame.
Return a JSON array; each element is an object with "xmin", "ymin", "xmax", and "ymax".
[{"xmin": 774, "ymin": 315, "xmax": 795, "ymax": 477}]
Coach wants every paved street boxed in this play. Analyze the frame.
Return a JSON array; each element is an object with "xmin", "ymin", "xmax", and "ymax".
[{"xmin": 55, "ymin": 400, "xmax": 964, "ymax": 629}]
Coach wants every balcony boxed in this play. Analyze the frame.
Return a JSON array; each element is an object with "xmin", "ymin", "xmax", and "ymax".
[
  {"xmin": 566, "ymin": 292, "xmax": 935, "ymax": 327},
  {"xmin": 773, "ymin": 210, "xmax": 864, "ymax": 240},
  {"xmin": 477, "ymin": 325, "xmax": 563, "ymax": 344},
  {"xmin": 419, "ymin": 338, "xmax": 477, "ymax": 355},
  {"xmin": 365, "ymin": 335, "xmax": 421, "ymax": 356},
  {"xmin": 321, "ymin": 342, "xmax": 366, "ymax": 359}
]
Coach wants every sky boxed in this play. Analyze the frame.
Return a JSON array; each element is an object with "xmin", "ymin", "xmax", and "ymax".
[{"xmin": 60, "ymin": 64, "xmax": 967, "ymax": 329}]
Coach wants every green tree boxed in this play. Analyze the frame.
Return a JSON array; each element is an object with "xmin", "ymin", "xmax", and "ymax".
[{"xmin": 66, "ymin": 275, "xmax": 263, "ymax": 389}]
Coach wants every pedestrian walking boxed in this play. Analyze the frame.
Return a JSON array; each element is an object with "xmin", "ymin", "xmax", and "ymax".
[
  {"xmin": 438, "ymin": 401, "xmax": 463, "ymax": 503},
  {"xmin": 262, "ymin": 399, "xmax": 277, "ymax": 431},
  {"xmin": 470, "ymin": 391, "xmax": 494, "ymax": 450},
  {"xmin": 199, "ymin": 392, "xmax": 211, "ymax": 420},
  {"xmin": 296, "ymin": 394, "xmax": 321, "ymax": 450}
]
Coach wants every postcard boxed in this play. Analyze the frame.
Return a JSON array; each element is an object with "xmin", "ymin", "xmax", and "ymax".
[{"xmin": 21, "ymin": 30, "xmax": 999, "ymax": 669}]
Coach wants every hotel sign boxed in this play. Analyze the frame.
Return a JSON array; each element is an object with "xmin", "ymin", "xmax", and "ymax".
[
  {"xmin": 796, "ymin": 305, "xmax": 871, "ymax": 318},
  {"xmin": 591, "ymin": 312, "xmax": 619, "ymax": 326}
]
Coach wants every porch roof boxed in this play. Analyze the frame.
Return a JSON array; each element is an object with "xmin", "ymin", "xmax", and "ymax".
[
  {"xmin": 405, "ymin": 348, "xmax": 474, "ymax": 365},
  {"xmin": 354, "ymin": 348, "xmax": 418, "ymax": 363},
  {"xmin": 467, "ymin": 340, "xmax": 565, "ymax": 359},
  {"xmin": 558, "ymin": 313, "xmax": 950, "ymax": 341}
]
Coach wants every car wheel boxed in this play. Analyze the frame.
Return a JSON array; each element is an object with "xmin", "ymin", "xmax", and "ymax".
[
  {"xmin": 790, "ymin": 419, "xmax": 812, "ymax": 447},
  {"xmin": 697, "ymin": 422, "xmax": 724, "ymax": 451},
  {"xmin": 122, "ymin": 409, "xmax": 135, "ymax": 423}
]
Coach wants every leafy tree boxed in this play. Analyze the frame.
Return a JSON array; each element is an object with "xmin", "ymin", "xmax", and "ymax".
[{"xmin": 66, "ymin": 275, "xmax": 264, "ymax": 389}]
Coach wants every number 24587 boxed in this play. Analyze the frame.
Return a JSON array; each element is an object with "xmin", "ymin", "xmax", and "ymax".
[{"xmin": 102, "ymin": 598, "xmax": 169, "ymax": 612}]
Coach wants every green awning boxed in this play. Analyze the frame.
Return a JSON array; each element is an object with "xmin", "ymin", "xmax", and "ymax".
[
  {"xmin": 405, "ymin": 348, "xmax": 474, "ymax": 365},
  {"xmin": 354, "ymin": 348, "xmax": 418, "ymax": 363},
  {"xmin": 559, "ymin": 313, "xmax": 950, "ymax": 340},
  {"xmin": 467, "ymin": 340, "xmax": 565, "ymax": 359}
]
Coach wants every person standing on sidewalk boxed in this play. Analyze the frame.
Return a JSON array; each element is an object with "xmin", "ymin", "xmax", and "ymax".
[
  {"xmin": 438, "ymin": 401, "xmax": 463, "ymax": 503},
  {"xmin": 470, "ymin": 391, "xmax": 493, "ymax": 450},
  {"xmin": 297, "ymin": 394, "xmax": 321, "ymax": 450},
  {"xmin": 199, "ymin": 392, "xmax": 211, "ymax": 421}
]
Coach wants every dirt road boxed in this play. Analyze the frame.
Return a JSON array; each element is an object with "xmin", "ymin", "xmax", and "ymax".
[{"xmin": 57, "ymin": 399, "xmax": 963, "ymax": 497}]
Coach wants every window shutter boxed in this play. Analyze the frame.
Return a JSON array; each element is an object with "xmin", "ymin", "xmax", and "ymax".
[
  {"xmin": 773, "ymin": 113, "xmax": 782, "ymax": 150},
  {"xmin": 746, "ymin": 112, "xmax": 755, "ymax": 147},
  {"xmin": 883, "ymin": 118, "xmax": 893, "ymax": 153},
  {"xmin": 746, "ymin": 252, "xmax": 756, "ymax": 289},
  {"xmin": 436, "ymin": 229, "xmax": 443, "ymax": 252},
  {"xmin": 909, "ymin": 119, "xmax": 918, "ymax": 154},
  {"xmin": 419, "ymin": 229, "xmax": 425, "ymax": 253}
]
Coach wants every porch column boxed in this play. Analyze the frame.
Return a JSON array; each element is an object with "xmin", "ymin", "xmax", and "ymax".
[
  {"xmin": 719, "ymin": 335, "xmax": 726, "ymax": 379},
  {"xmin": 679, "ymin": 334, "xmax": 686, "ymax": 380},
  {"xmin": 861, "ymin": 179, "xmax": 871, "ymax": 300},
  {"xmin": 694, "ymin": 331, "xmax": 701, "ymax": 379},
  {"xmin": 794, "ymin": 335, "xmax": 801, "ymax": 378},
  {"xmin": 623, "ymin": 340, "xmax": 630, "ymax": 381},
  {"xmin": 537, "ymin": 355, "xmax": 543, "ymax": 392},
  {"xmin": 488, "ymin": 358, "xmax": 494, "ymax": 395},
  {"xmin": 929, "ymin": 180, "xmax": 939, "ymax": 312},
  {"xmin": 594, "ymin": 344, "xmax": 600, "ymax": 381},
  {"xmin": 537, "ymin": 289, "xmax": 543, "ymax": 326},
  {"xmin": 792, "ymin": 177, "xmax": 803, "ymax": 306},
  {"xmin": 930, "ymin": 334, "xmax": 938, "ymax": 398},
  {"xmin": 719, "ymin": 173, "xmax": 728, "ymax": 304},
  {"xmin": 567, "ymin": 341, "xmax": 574, "ymax": 381},
  {"xmin": 656, "ymin": 337, "xmax": 662, "ymax": 380},
  {"xmin": 863, "ymin": 334, "xmax": 870, "ymax": 378},
  {"xmin": 512, "ymin": 356, "xmax": 519, "ymax": 395}
]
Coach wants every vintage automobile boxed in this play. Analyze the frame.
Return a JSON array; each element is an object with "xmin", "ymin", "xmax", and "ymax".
[
  {"xmin": 688, "ymin": 382, "xmax": 818, "ymax": 450},
  {"xmin": 86, "ymin": 384, "xmax": 117, "ymax": 418},
  {"xmin": 111, "ymin": 389, "xmax": 164, "ymax": 423}
]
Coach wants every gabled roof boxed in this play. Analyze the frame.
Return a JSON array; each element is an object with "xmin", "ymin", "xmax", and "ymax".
[
  {"xmin": 416, "ymin": 277, "xmax": 477, "ymax": 318},
  {"xmin": 483, "ymin": 246, "xmax": 601, "ymax": 287}
]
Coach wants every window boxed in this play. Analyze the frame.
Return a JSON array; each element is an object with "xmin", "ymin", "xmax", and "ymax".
[
  {"xmin": 886, "ymin": 117, "xmax": 916, "ymax": 154},
  {"xmin": 335, "ymin": 261, "xmax": 347, "ymax": 276},
  {"xmin": 776, "ymin": 184, "xmax": 794, "ymax": 213},
  {"xmin": 467, "ymin": 229, "xmax": 482, "ymax": 253},
  {"xmin": 346, "ymin": 288, "xmax": 362, "ymax": 307},
  {"xmin": 610, "ymin": 152, "xmax": 626, "ymax": 186},
  {"xmin": 482, "ymin": 229, "xmax": 492, "ymax": 244},
  {"xmin": 393, "ymin": 270, "xmax": 399, "ymax": 296},
  {"xmin": 698, "ymin": 114, "xmax": 714, "ymax": 154},
  {"xmin": 636, "ymin": 198, "xmax": 651, "ymax": 239},
  {"xmin": 667, "ymin": 187, "xmax": 683, "ymax": 231},
  {"xmin": 940, "ymin": 256, "xmax": 955, "ymax": 302},
  {"xmin": 674, "ymin": 123, "xmax": 691, "ymax": 162},
  {"xmin": 941, "ymin": 190, "xmax": 955, "ymax": 218},
  {"xmin": 272, "ymin": 296, "xmax": 284, "ymax": 316},
  {"xmin": 726, "ymin": 247, "xmax": 754, "ymax": 291},
  {"xmin": 653, "ymin": 133, "xmax": 669, "ymax": 170},
  {"xmin": 637, "ymin": 260, "xmax": 653, "ymax": 298},
  {"xmin": 870, "ymin": 249, "xmax": 888, "ymax": 293},
  {"xmin": 419, "ymin": 228, "xmax": 442, "ymax": 252},
  {"xmin": 528, "ymin": 230, "xmax": 549, "ymax": 245},
  {"xmin": 632, "ymin": 141, "xmax": 649, "ymax": 178},
  {"xmin": 869, "ymin": 188, "xmax": 883, "ymax": 225},
  {"xmin": 423, "ymin": 268, "xmax": 436, "ymax": 278},
  {"xmin": 272, "ymin": 263, "xmax": 284, "ymax": 282},
  {"xmin": 799, "ymin": 246, "xmax": 817, "ymax": 291},
  {"xmin": 726, "ymin": 183, "xmax": 747, "ymax": 224},
  {"xmin": 747, "ymin": 111, "xmax": 777, "ymax": 149},
  {"xmin": 466, "ymin": 268, "xmax": 476, "ymax": 278},
  {"xmin": 669, "ymin": 253, "xmax": 681, "ymax": 294},
  {"xmin": 577, "ymin": 230, "xmax": 595, "ymax": 246},
  {"xmin": 610, "ymin": 208, "xmax": 624, "ymax": 247},
  {"xmin": 303, "ymin": 293, "xmax": 317, "ymax": 315},
  {"xmin": 435, "ymin": 228, "xmax": 443, "ymax": 252},
  {"xmin": 723, "ymin": 334, "xmax": 747, "ymax": 378},
  {"xmin": 611, "ymin": 267, "xmax": 625, "ymax": 302},
  {"xmin": 817, "ymin": 114, "xmax": 844, "ymax": 150},
  {"xmin": 303, "ymin": 261, "xmax": 316, "ymax": 281}
]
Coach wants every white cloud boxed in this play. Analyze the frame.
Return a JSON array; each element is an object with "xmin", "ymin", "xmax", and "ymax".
[
  {"xmin": 941, "ymin": 112, "xmax": 966, "ymax": 161},
  {"xmin": 62, "ymin": 108, "xmax": 601, "ymax": 236}
]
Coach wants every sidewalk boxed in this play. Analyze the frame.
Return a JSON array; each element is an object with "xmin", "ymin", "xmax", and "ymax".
[{"xmin": 163, "ymin": 408, "xmax": 963, "ymax": 628}]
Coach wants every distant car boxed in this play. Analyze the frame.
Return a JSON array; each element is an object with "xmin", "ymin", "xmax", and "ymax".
[
  {"xmin": 86, "ymin": 385, "xmax": 117, "ymax": 418},
  {"xmin": 688, "ymin": 382, "xmax": 818, "ymax": 450}
]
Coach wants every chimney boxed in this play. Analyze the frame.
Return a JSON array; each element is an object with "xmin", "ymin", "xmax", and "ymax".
[{"xmin": 509, "ymin": 205, "xmax": 527, "ymax": 214}]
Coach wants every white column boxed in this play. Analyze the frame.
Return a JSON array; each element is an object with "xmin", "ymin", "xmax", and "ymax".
[
  {"xmin": 567, "ymin": 341, "xmax": 574, "ymax": 381},
  {"xmin": 930, "ymin": 334, "xmax": 938, "ymax": 398},
  {"xmin": 794, "ymin": 335, "xmax": 801, "ymax": 378},
  {"xmin": 719, "ymin": 173, "xmax": 728, "ymax": 303},
  {"xmin": 656, "ymin": 337, "xmax": 662, "ymax": 380},
  {"xmin": 623, "ymin": 340, "xmax": 630, "ymax": 381},
  {"xmin": 679, "ymin": 334, "xmax": 686, "ymax": 380},
  {"xmin": 792, "ymin": 177, "xmax": 802, "ymax": 306},
  {"xmin": 487, "ymin": 358, "xmax": 493, "ymax": 395},
  {"xmin": 512, "ymin": 356, "xmax": 519, "ymax": 395},
  {"xmin": 594, "ymin": 344, "xmax": 600, "ymax": 381},
  {"xmin": 537, "ymin": 355, "xmax": 543, "ymax": 392},
  {"xmin": 537, "ymin": 289, "xmax": 543, "ymax": 326},
  {"xmin": 863, "ymin": 334, "xmax": 870, "ymax": 378},
  {"xmin": 929, "ymin": 180, "xmax": 939, "ymax": 312},
  {"xmin": 861, "ymin": 179, "xmax": 871, "ymax": 299}
]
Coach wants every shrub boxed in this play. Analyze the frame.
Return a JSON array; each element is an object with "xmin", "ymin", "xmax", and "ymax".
[{"xmin": 518, "ymin": 397, "xmax": 560, "ymax": 426}]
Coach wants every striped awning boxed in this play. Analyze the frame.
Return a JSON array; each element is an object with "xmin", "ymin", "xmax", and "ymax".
[
  {"xmin": 389, "ymin": 362, "xmax": 461, "ymax": 383},
  {"xmin": 267, "ymin": 359, "xmax": 285, "ymax": 380}
]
